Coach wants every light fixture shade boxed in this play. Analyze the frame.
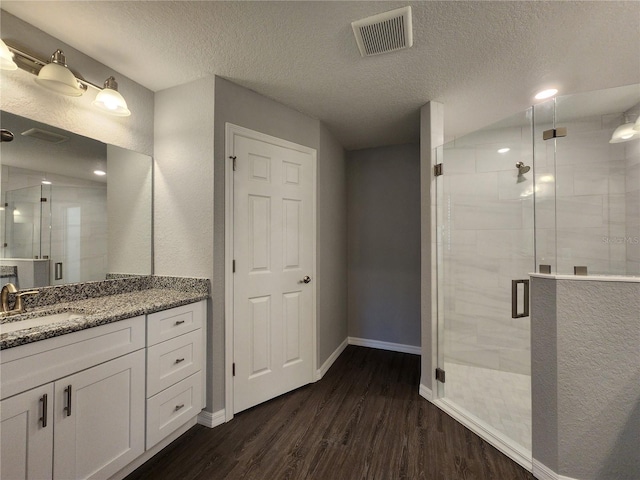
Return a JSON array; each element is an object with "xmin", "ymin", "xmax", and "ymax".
[
  {"xmin": 35, "ymin": 50, "xmax": 83, "ymax": 96},
  {"xmin": 634, "ymin": 115, "xmax": 640, "ymax": 132},
  {"xmin": 92, "ymin": 76, "xmax": 131, "ymax": 117},
  {"xmin": 0, "ymin": 39, "xmax": 18, "ymax": 70},
  {"xmin": 609, "ymin": 122, "xmax": 638, "ymax": 143}
]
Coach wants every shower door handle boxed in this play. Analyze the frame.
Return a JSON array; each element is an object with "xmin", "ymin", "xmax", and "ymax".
[{"xmin": 511, "ymin": 279, "xmax": 529, "ymax": 318}]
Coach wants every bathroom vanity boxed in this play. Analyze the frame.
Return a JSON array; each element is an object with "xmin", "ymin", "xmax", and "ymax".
[{"xmin": 0, "ymin": 276, "xmax": 208, "ymax": 480}]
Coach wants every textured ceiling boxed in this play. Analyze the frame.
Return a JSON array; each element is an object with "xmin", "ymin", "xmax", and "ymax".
[{"xmin": 2, "ymin": 1, "xmax": 639, "ymax": 150}]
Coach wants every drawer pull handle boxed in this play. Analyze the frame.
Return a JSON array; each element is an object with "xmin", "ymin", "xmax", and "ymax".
[
  {"xmin": 175, "ymin": 404, "xmax": 185, "ymax": 412},
  {"xmin": 175, "ymin": 320, "xmax": 185, "ymax": 326},
  {"xmin": 64, "ymin": 385, "xmax": 72, "ymax": 416},
  {"xmin": 175, "ymin": 358, "xmax": 185, "ymax": 364},
  {"xmin": 40, "ymin": 394, "xmax": 48, "ymax": 428}
]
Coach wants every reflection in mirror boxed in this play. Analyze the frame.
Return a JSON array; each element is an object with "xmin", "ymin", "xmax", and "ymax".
[{"xmin": 0, "ymin": 111, "xmax": 152, "ymax": 289}]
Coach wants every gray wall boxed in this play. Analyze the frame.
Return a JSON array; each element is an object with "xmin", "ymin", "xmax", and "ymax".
[
  {"xmin": 347, "ymin": 144, "xmax": 421, "ymax": 347},
  {"xmin": 531, "ymin": 276, "xmax": 640, "ymax": 480},
  {"xmin": 318, "ymin": 124, "xmax": 348, "ymax": 363},
  {"xmin": 213, "ymin": 77, "xmax": 348, "ymax": 410},
  {"xmin": 154, "ymin": 76, "xmax": 216, "ymax": 409},
  {"xmin": 0, "ymin": 11, "xmax": 153, "ymax": 156}
]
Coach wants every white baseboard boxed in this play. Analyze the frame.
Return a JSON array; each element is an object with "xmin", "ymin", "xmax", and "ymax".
[
  {"xmin": 197, "ymin": 409, "xmax": 226, "ymax": 428},
  {"xmin": 348, "ymin": 336, "xmax": 421, "ymax": 355},
  {"xmin": 316, "ymin": 338, "xmax": 348, "ymax": 381},
  {"xmin": 433, "ymin": 398, "xmax": 532, "ymax": 472},
  {"xmin": 532, "ymin": 459, "xmax": 579, "ymax": 480},
  {"xmin": 418, "ymin": 383, "xmax": 433, "ymax": 402}
]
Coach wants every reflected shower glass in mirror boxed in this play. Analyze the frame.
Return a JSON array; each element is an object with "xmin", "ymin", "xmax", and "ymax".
[{"xmin": 0, "ymin": 110, "xmax": 152, "ymax": 289}]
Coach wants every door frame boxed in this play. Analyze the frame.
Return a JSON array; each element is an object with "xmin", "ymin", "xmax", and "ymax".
[{"xmin": 224, "ymin": 123, "xmax": 317, "ymax": 422}]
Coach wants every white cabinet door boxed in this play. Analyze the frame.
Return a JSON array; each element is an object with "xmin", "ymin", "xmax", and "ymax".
[
  {"xmin": 53, "ymin": 350, "xmax": 145, "ymax": 480},
  {"xmin": 0, "ymin": 383, "xmax": 54, "ymax": 480}
]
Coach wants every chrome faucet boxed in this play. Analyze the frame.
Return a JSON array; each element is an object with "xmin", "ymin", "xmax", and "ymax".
[{"xmin": 1, "ymin": 283, "xmax": 39, "ymax": 315}]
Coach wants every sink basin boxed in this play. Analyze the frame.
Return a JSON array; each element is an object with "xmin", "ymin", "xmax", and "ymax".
[{"xmin": 0, "ymin": 311, "xmax": 85, "ymax": 334}]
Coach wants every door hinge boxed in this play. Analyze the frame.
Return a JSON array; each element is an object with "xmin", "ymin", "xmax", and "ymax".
[
  {"xmin": 232, "ymin": 363, "xmax": 236, "ymax": 376},
  {"xmin": 230, "ymin": 155, "xmax": 237, "ymax": 171},
  {"xmin": 40, "ymin": 197, "xmax": 48, "ymax": 202},
  {"xmin": 232, "ymin": 259, "xmax": 236, "ymax": 273},
  {"xmin": 434, "ymin": 163, "xmax": 443, "ymax": 176},
  {"xmin": 542, "ymin": 127, "xmax": 567, "ymax": 140},
  {"xmin": 435, "ymin": 367, "xmax": 446, "ymax": 383}
]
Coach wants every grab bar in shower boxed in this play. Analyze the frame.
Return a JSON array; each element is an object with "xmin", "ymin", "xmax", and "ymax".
[{"xmin": 512, "ymin": 279, "xmax": 529, "ymax": 318}]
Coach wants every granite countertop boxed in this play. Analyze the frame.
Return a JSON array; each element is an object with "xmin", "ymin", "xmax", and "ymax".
[{"xmin": 0, "ymin": 287, "xmax": 208, "ymax": 350}]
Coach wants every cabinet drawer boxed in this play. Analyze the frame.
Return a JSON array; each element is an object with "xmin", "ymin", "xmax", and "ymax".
[
  {"xmin": 146, "ymin": 371, "xmax": 202, "ymax": 450},
  {"xmin": 0, "ymin": 316, "xmax": 145, "ymax": 400},
  {"xmin": 147, "ymin": 301, "xmax": 205, "ymax": 346},
  {"xmin": 146, "ymin": 330, "xmax": 202, "ymax": 397}
]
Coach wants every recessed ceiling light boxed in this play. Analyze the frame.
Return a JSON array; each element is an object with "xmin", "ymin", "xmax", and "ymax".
[
  {"xmin": 535, "ymin": 88, "xmax": 558, "ymax": 100},
  {"xmin": 497, "ymin": 147, "xmax": 510, "ymax": 154},
  {"xmin": 94, "ymin": 170, "xmax": 106, "ymax": 176}
]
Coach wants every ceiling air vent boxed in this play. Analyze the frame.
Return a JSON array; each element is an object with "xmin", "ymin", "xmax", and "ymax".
[
  {"xmin": 21, "ymin": 128, "xmax": 69, "ymax": 144},
  {"xmin": 352, "ymin": 6, "xmax": 413, "ymax": 57}
]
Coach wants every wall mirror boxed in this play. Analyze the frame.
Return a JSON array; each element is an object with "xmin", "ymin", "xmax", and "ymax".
[{"xmin": 0, "ymin": 110, "xmax": 152, "ymax": 289}]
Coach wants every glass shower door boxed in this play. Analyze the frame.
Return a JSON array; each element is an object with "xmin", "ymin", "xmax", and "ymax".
[{"xmin": 436, "ymin": 110, "xmax": 535, "ymax": 461}]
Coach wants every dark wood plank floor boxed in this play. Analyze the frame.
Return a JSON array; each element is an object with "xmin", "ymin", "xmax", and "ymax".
[{"xmin": 126, "ymin": 346, "xmax": 535, "ymax": 480}]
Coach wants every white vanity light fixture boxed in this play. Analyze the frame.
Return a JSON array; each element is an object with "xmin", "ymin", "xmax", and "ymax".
[
  {"xmin": 93, "ymin": 170, "xmax": 106, "ymax": 176},
  {"xmin": 35, "ymin": 49, "xmax": 83, "ymax": 96},
  {"xmin": 92, "ymin": 76, "xmax": 131, "ymax": 117},
  {"xmin": 1, "ymin": 40, "xmax": 132, "ymax": 117},
  {"xmin": 0, "ymin": 39, "xmax": 18, "ymax": 70}
]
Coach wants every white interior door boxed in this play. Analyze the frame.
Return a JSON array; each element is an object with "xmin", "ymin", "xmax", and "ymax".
[{"xmin": 229, "ymin": 125, "xmax": 316, "ymax": 414}]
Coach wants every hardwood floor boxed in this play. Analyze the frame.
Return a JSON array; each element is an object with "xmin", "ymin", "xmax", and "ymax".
[{"xmin": 126, "ymin": 346, "xmax": 535, "ymax": 480}]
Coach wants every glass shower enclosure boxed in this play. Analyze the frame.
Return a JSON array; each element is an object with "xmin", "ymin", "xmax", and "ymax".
[{"xmin": 435, "ymin": 83, "xmax": 639, "ymax": 470}]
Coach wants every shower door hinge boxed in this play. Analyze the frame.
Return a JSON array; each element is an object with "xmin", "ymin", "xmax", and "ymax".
[
  {"xmin": 434, "ymin": 163, "xmax": 443, "ymax": 176},
  {"xmin": 40, "ymin": 197, "xmax": 47, "ymax": 202},
  {"xmin": 542, "ymin": 127, "xmax": 567, "ymax": 140},
  {"xmin": 230, "ymin": 156, "xmax": 237, "ymax": 171},
  {"xmin": 435, "ymin": 367, "xmax": 446, "ymax": 383}
]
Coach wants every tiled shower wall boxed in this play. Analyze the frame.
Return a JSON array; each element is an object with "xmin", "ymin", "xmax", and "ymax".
[
  {"xmin": 442, "ymin": 120, "xmax": 533, "ymax": 376},
  {"xmin": 536, "ymin": 114, "xmax": 639, "ymax": 275},
  {"xmin": 626, "ymin": 138, "xmax": 640, "ymax": 274}
]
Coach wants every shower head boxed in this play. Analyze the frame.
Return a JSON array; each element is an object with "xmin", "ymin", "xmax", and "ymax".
[{"xmin": 516, "ymin": 162, "xmax": 530, "ymax": 175}]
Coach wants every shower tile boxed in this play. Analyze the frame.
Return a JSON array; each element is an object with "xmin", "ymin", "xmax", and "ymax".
[
  {"xmin": 556, "ymin": 196, "xmax": 604, "ymax": 228},
  {"xmin": 476, "ymin": 145, "xmax": 523, "ymax": 173},
  {"xmin": 443, "ymin": 147, "xmax": 476, "ymax": 173},
  {"xmin": 497, "ymin": 170, "xmax": 533, "ymax": 200},
  {"xmin": 453, "ymin": 198, "xmax": 524, "ymax": 230},
  {"xmin": 477, "ymin": 229, "xmax": 534, "ymax": 259},
  {"xmin": 448, "ymin": 172, "xmax": 498, "ymax": 197},
  {"xmin": 573, "ymin": 166, "xmax": 611, "ymax": 196}
]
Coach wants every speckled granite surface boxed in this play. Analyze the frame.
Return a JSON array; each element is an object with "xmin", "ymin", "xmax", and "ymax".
[{"xmin": 1, "ymin": 276, "xmax": 209, "ymax": 350}]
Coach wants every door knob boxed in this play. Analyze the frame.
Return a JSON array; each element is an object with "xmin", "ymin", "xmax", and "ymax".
[{"xmin": 302, "ymin": 275, "xmax": 311, "ymax": 284}]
